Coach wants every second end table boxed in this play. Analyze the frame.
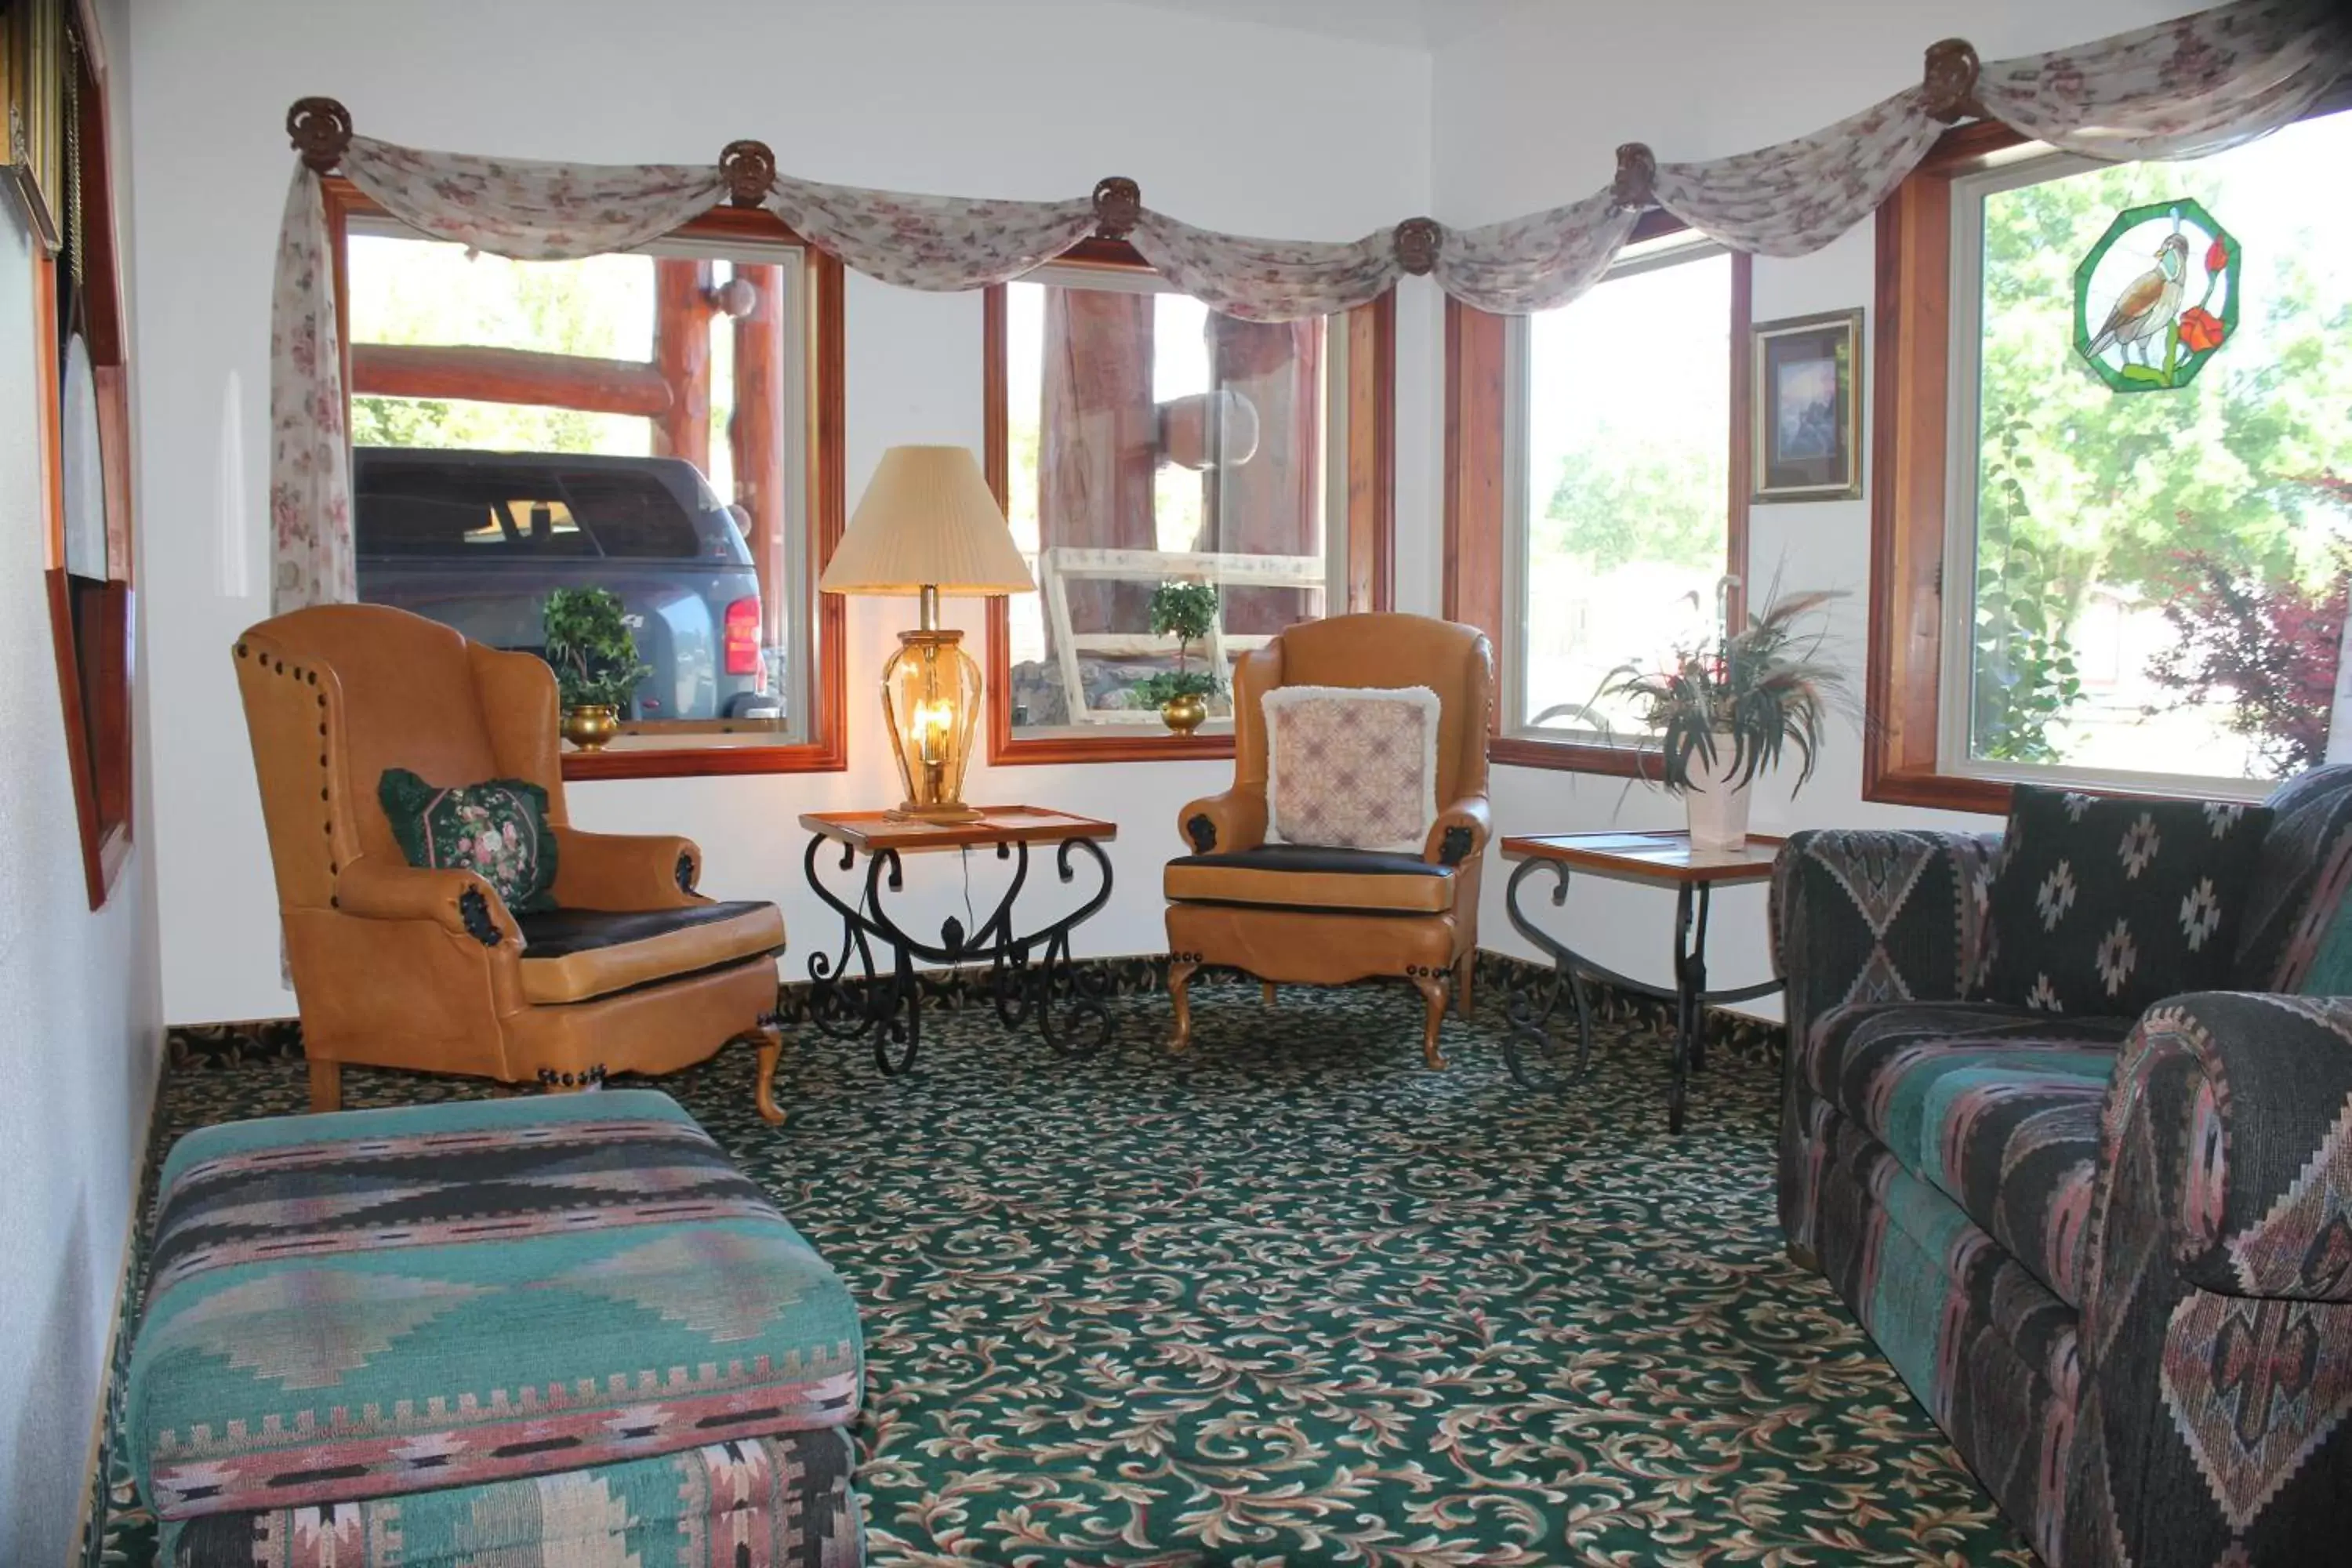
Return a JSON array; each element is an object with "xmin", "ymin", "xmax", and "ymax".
[
  {"xmin": 795, "ymin": 807, "xmax": 1118, "ymax": 1085},
  {"xmin": 1500, "ymin": 829, "xmax": 1784, "ymax": 1133}
]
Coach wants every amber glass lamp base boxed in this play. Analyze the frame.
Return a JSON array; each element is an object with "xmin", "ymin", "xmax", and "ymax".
[{"xmin": 880, "ymin": 605, "xmax": 983, "ymax": 822}]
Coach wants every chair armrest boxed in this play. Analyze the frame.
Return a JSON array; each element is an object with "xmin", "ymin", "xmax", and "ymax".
[
  {"xmin": 2093, "ymin": 993, "xmax": 2352, "ymax": 1307},
  {"xmin": 552, "ymin": 827, "xmax": 703, "ymax": 910},
  {"xmin": 1424, "ymin": 797, "xmax": 1490, "ymax": 866},
  {"xmin": 334, "ymin": 855, "xmax": 518, "ymax": 947},
  {"xmin": 1770, "ymin": 828, "xmax": 1999, "ymax": 1054},
  {"xmin": 1177, "ymin": 788, "xmax": 1266, "ymax": 856}
]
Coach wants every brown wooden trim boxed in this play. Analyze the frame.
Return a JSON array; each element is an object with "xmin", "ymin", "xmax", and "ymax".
[
  {"xmin": 1490, "ymin": 736, "xmax": 1650, "ymax": 778},
  {"xmin": 1862, "ymin": 135, "xmax": 1995, "ymax": 815},
  {"xmin": 320, "ymin": 177, "xmax": 848, "ymax": 780},
  {"xmin": 980, "ymin": 273, "xmax": 1395, "ymax": 766},
  {"xmin": 1345, "ymin": 288, "xmax": 1396, "ymax": 614},
  {"xmin": 42, "ymin": 31, "xmax": 136, "ymax": 909},
  {"xmin": 1726, "ymin": 252, "xmax": 1753, "ymax": 629},
  {"xmin": 1441, "ymin": 297, "xmax": 1506, "ymax": 720},
  {"xmin": 350, "ymin": 343, "xmax": 673, "ymax": 417}
]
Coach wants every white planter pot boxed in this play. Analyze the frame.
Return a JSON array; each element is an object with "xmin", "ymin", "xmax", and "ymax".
[{"xmin": 1682, "ymin": 734, "xmax": 1753, "ymax": 851}]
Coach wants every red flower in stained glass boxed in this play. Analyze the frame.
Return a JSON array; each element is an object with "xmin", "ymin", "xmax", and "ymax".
[
  {"xmin": 2205, "ymin": 238, "xmax": 2229, "ymax": 274},
  {"xmin": 2178, "ymin": 307, "xmax": 2227, "ymax": 353}
]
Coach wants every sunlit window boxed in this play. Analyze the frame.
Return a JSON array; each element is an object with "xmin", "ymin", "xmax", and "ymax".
[
  {"xmin": 999, "ymin": 265, "xmax": 1344, "ymax": 736},
  {"xmin": 343, "ymin": 223, "xmax": 817, "ymax": 743},
  {"xmin": 1949, "ymin": 107, "xmax": 2352, "ymax": 791},
  {"xmin": 1506, "ymin": 242, "xmax": 1733, "ymax": 739}
]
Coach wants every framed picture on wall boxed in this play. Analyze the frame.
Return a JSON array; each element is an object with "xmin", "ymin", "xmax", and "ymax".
[{"xmin": 1751, "ymin": 308, "xmax": 1862, "ymax": 503}]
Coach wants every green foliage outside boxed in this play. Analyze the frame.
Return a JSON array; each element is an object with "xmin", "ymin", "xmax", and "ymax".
[
  {"xmin": 1541, "ymin": 430, "xmax": 1726, "ymax": 572},
  {"xmin": 543, "ymin": 587, "xmax": 652, "ymax": 712}
]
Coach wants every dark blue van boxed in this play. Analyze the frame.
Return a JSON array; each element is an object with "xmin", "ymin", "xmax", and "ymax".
[{"xmin": 353, "ymin": 448, "xmax": 779, "ymax": 723}]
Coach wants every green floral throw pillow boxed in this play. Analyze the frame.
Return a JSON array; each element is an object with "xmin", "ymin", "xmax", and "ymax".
[{"xmin": 376, "ymin": 769, "xmax": 560, "ymax": 913}]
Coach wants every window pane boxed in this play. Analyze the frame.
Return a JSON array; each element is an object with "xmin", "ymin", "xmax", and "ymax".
[
  {"xmin": 1966, "ymin": 109, "xmax": 2352, "ymax": 785},
  {"xmin": 1003, "ymin": 275, "xmax": 1330, "ymax": 735},
  {"xmin": 347, "ymin": 230, "xmax": 809, "ymax": 742},
  {"xmin": 1519, "ymin": 251, "xmax": 1730, "ymax": 735}
]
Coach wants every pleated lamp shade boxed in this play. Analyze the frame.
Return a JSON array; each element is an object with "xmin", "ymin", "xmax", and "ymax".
[{"xmin": 822, "ymin": 445, "xmax": 1034, "ymax": 596}]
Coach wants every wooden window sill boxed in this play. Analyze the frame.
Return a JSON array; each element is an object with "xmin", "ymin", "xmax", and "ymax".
[{"xmin": 1489, "ymin": 735, "xmax": 1654, "ymax": 778}]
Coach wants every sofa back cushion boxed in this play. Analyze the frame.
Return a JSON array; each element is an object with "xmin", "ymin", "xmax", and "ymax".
[
  {"xmin": 2237, "ymin": 764, "xmax": 2352, "ymax": 990},
  {"xmin": 1984, "ymin": 783, "xmax": 2269, "ymax": 1016}
]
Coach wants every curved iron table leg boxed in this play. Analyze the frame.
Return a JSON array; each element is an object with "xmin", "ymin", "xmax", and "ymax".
[
  {"xmin": 1506, "ymin": 852, "xmax": 1772, "ymax": 1133},
  {"xmin": 1501, "ymin": 857, "xmax": 1592, "ymax": 1091},
  {"xmin": 800, "ymin": 829, "xmax": 1116, "ymax": 1073}
]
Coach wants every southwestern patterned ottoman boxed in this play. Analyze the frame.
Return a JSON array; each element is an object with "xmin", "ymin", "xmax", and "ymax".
[{"xmin": 125, "ymin": 1090, "xmax": 864, "ymax": 1566}]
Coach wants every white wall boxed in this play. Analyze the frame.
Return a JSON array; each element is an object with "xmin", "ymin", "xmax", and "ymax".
[
  {"xmin": 129, "ymin": 0, "xmax": 1435, "ymax": 1025},
  {"xmin": 0, "ymin": 2, "xmax": 165, "ymax": 1557},
  {"xmin": 1432, "ymin": 0, "xmax": 2208, "ymax": 1014}
]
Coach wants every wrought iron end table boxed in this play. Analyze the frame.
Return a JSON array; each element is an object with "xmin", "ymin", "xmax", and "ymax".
[
  {"xmin": 795, "ymin": 808, "xmax": 1118, "ymax": 1081},
  {"xmin": 1499, "ymin": 830, "xmax": 1785, "ymax": 1133}
]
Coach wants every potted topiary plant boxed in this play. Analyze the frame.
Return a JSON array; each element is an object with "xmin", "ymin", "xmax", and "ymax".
[
  {"xmin": 1138, "ymin": 580, "xmax": 1223, "ymax": 735},
  {"xmin": 542, "ymin": 587, "xmax": 653, "ymax": 752},
  {"xmin": 1588, "ymin": 579, "xmax": 1848, "ymax": 850}
]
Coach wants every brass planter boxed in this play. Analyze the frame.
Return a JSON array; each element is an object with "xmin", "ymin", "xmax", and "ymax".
[
  {"xmin": 1160, "ymin": 692, "xmax": 1208, "ymax": 735},
  {"xmin": 561, "ymin": 704, "xmax": 620, "ymax": 752}
]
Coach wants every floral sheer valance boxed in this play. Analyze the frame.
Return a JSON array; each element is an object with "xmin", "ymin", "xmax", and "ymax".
[{"xmin": 270, "ymin": 0, "xmax": 2349, "ymax": 610}]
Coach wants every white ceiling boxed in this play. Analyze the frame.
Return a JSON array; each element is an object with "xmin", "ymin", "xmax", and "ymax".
[{"xmin": 1116, "ymin": 0, "xmax": 1534, "ymax": 51}]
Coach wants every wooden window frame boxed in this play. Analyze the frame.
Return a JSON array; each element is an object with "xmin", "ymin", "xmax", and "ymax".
[
  {"xmin": 1444, "ymin": 214, "xmax": 1752, "ymax": 775},
  {"xmin": 321, "ymin": 180, "xmax": 848, "ymax": 782},
  {"xmin": 35, "ymin": 10, "xmax": 136, "ymax": 909},
  {"xmin": 980, "ymin": 238, "xmax": 1396, "ymax": 766},
  {"xmin": 1864, "ymin": 120, "xmax": 2030, "ymax": 815}
]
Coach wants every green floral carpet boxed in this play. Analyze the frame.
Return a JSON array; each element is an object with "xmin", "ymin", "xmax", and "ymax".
[{"xmin": 93, "ymin": 978, "xmax": 2034, "ymax": 1566}]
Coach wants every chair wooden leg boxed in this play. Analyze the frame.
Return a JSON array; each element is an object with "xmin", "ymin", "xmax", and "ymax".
[
  {"xmin": 749, "ymin": 1023, "xmax": 786, "ymax": 1125},
  {"xmin": 1261, "ymin": 979, "xmax": 1276, "ymax": 1007},
  {"xmin": 307, "ymin": 1058, "xmax": 342, "ymax": 1113},
  {"xmin": 1453, "ymin": 951, "xmax": 1475, "ymax": 1018},
  {"xmin": 1409, "ymin": 973, "xmax": 1450, "ymax": 1070},
  {"xmin": 1168, "ymin": 960, "xmax": 1200, "ymax": 1052}
]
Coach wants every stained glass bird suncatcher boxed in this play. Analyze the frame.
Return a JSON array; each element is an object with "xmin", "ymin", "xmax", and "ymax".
[{"xmin": 2072, "ymin": 198, "xmax": 2239, "ymax": 393}]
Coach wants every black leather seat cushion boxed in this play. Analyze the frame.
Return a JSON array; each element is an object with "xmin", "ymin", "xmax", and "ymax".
[
  {"xmin": 1171, "ymin": 846, "xmax": 1444, "ymax": 878},
  {"xmin": 1163, "ymin": 844, "xmax": 1455, "ymax": 915},
  {"xmin": 516, "ymin": 902, "xmax": 777, "ymax": 958}
]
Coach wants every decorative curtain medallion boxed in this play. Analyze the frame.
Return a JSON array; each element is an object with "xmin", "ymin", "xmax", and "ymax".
[{"xmin": 2073, "ymin": 198, "xmax": 2240, "ymax": 391}]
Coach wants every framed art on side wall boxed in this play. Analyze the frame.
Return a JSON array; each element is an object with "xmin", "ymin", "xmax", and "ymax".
[{"xmin": 1751, "ymin": 308, "xmax": 1862, "ymax": 503}]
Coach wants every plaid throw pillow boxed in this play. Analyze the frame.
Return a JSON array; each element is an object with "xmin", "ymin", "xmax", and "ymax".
[
  {"xmin": 1984, "ymin": 783, "xmax": 2268, "ymax": 1017},
  {"xmin": 377, "ymin": 768, "xmax": 561, "ymax": 913},
  {"xmin": 1263, "ymin": 684, "xmax": 1439, "ymax": 853}
]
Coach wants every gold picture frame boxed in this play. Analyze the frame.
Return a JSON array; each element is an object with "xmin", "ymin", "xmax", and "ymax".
[
  {"xmin": 1751, "ymin": 307, "xmax": 1864, "ymax": 503},
  {"xmin": 2, "ymin": 0, "xmax": 67, "ymax": 252}
]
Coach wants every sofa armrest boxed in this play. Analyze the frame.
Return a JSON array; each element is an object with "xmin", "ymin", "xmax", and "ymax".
[
  {"xmin": 2092, "ymin": 992, "xmax": 2352, "ymax": 1307},
  {"xmin": 552, "ymin": 827, "xmax": 703, "ymax": 910},
  {"xmin": 1770, "ymin": 828, "xmax": 2000, "ymax": 1057},
  {"xmin": 1424, "ymin": 797, "xmax": 1490, "ymax": 866},
  {"xmin": 1177, "ymin": 788, "xmax": 1267, "ymax": 856},
  {"xmin": 334, "ymin": 855, "xmax": 518, "ymax": 948}
]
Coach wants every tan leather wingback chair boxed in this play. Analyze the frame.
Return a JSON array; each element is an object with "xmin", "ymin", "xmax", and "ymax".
[
  {"xmin": 234, "ymin": 605, "xmax": 789, "ymax": 1119},
  {"xmin": 1164, "ymin": 613, "xmax": 1494, "ymax": 1065}
]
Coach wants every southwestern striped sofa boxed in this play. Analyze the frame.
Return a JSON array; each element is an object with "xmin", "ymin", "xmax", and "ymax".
[{"xmin": 1772, "ymin": 767, "xmax": 2352, "ymax": 1567}]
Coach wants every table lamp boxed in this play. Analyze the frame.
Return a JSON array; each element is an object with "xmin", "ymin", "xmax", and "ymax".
[{"xmin": 822, "ymin": 445, "xmax": 1034, "ymax": 822}]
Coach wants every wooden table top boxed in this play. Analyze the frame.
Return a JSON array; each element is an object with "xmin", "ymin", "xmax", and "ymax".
[
  {"xmin": 800, "ymin": 806, "xmax": 1120, "ymax": 854},
  {"xmin": 1499, "ymin": 829, "xmax": 1787, "ymax": 886}
]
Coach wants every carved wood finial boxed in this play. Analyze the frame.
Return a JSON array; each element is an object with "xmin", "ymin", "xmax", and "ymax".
[
  {"xmin": 1392, "ymin": 217, "xmax": 1443, "ymax": 275},
  {"xmin": 1922, "ymin": 38, "xmax": 1984, "ymax": 123},
  {"xmin": 1092, "ymin": 176, "xmax": 1141, "ymax": 240},
  {"xmin": 1610, "ymin": 142, "xmax": 1657, "ymax": 211},
  {"xmin": 720, "ymin": 139, "xmax": 776, "ymax": 207},
  {"xmin": 286, "ymin": 97, "xmax": 353, "ymax": 172}
]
